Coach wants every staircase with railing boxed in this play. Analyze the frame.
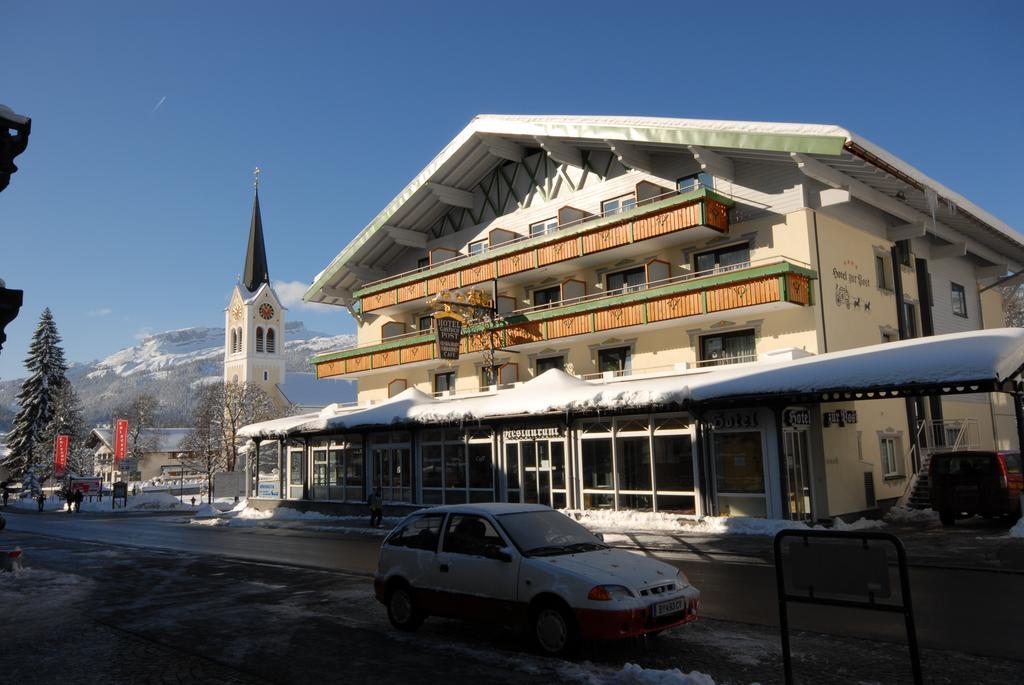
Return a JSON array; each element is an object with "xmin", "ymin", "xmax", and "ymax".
[{"xmin": 902, "ymin": 418, "xmax": 981, "ymax": 509}]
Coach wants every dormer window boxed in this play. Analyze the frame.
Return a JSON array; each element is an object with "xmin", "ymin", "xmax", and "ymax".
[
  {"xmin": 530, "ymin": 218, "xmax": 558, "ymax": 237},
  {"xmin": 468, "ymin": 240, "xmax": 488, "ymax": 256},
  {"xmin": 601, "ymin": 194, "xmax": 636, "ymax": 216}
]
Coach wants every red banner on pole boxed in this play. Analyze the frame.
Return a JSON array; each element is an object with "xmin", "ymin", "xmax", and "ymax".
[
  {"xmin": 54, "ymin": 434, "xmax": 69, "ymax": 474},
  {"xmin": 114, "ymin": 418, "xmax": 129, "ymax": 461}
]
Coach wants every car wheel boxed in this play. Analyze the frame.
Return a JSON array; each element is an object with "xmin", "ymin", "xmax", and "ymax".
[
  {"xmin": 386, "ymin": 584, "xmax": 424, "ymax": 632},
  {"xmin": 532, "ymin": 602, "xmax": 578, "ymax": 656},
  {"xmin": 939, "ymin": 510, "xmax": 956, "ymax": 527}
]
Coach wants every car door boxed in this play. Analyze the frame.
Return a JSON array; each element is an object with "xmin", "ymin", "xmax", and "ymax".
[
  {"xmin": 431, "ymin": 513, "xmax": 520, "ymax": 624},
  {"xmin": 380, "ymin": 513, "xmax": 445, "ymax": 607}
]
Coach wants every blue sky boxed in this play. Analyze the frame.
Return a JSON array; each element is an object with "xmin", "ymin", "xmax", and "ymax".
[{"xmin": 2, "ymin": 0, "xmax": 1023, "ymax": 379}]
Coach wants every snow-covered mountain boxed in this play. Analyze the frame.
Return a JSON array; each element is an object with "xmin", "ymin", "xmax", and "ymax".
[{"xmin": 0, "ymin": 321, "xmax": 356, "ymax": 428}]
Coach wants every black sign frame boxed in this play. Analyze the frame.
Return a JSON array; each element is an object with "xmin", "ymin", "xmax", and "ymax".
[
  {"xmin": 773, "ymin": 529, "xmax": 922, "ymax": 685},
  {"xmin": 434, "ymin": 314, "xmax": 463, "ymax": 361}
]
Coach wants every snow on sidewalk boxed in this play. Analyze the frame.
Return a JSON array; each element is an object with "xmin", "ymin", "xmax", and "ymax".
[
  {"xmin": 189, "ymin": 504, "xmax": 399, "ymax": 536},
  {"xmin": 8, "ymin": 491, "xmax": 196, "ymax": 513},
  {"xmin": 566, "ymin": 509, "xmax": 884, "ymax": 538}
]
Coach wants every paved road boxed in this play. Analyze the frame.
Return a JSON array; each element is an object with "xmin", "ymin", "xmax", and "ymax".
[{"xmin": 5, "ymin": 511, "xmax": 1024, "ymax": 662}]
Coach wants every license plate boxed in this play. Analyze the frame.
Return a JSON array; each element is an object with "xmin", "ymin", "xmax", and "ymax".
[{"xmin": 653, "ymin": 598, "xmax": 684, "ymax": 618}]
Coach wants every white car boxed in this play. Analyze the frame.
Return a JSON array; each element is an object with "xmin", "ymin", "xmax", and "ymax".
[{"xmin": 374, "ymin": 503, "xmax": 700, "ymax": 655}]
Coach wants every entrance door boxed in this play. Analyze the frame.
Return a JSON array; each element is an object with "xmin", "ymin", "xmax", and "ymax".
[
  {"xmin": 508, "ymin": 441, "xmax": 566, "ymax": 507},
  {"xmin": 783, "ymin": 429, "xmax": 812, "ymax": 521},
  {"xmin": 373, "ymin": 446, "xmax": 413, "ymax": 503}
]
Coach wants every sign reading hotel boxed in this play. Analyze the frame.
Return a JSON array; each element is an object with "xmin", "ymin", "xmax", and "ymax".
[{"xmin": 434, "ymin": 312, "xmax": 465, "ymax": 361}]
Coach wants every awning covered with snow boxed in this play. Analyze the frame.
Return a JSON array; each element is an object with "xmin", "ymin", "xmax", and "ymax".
[{"xmin": 237, "ymin": 328, "xmax": 1024, "ymax": 439}]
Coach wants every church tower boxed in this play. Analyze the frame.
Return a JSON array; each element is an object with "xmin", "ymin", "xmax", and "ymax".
[{"xmin": 224, "ymin": 170, "xmax": 288, "ymax": 407}]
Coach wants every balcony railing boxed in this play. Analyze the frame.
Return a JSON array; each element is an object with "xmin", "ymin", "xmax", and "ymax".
[
  {"xmin": 313, "ymin": 257, "xmax": 815, "ymax": 379},
  {"xmin": 354, "ymin": 187, "xmax": 733, "ymax": 313}
]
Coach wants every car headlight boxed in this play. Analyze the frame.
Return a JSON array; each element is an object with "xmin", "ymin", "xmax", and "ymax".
[
  {"xmin": 587, "ymin": 585, "xmax": 634, "ymax": 601},
  {"xmin": 676, "ymin": 568, "xmax": 690, "ymax": 587}
]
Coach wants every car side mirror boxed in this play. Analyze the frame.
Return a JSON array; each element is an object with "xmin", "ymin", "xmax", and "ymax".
[{"xmin": 483, "ymin": 544, "xmax": 513, "ymax": 563}]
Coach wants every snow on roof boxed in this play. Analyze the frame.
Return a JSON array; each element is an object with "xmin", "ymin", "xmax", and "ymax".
[
  {"xmin": 88, "ymin": 427, "xmax": 193, "ymax": 453},
  {"xmin": 277, "ymin": 372, "xmax": 355, "ymax": 410},
  {"xmin": 235, "ymin": 329, "xmax": 1024, "ymax": 438}
]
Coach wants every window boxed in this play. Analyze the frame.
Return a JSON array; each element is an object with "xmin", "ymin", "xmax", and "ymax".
[
  {"xmin": 481, "ymin": 365, "xmax": 499, "ymax": 387},
  {"xmin": 605, "ymin": 266, "xmax": 646, "ymax": 293},
  {"xmin": 896, "ymin": 240, "xmax": 912, "ymax": 268},
  {"xmin": 677, "ymin": 172, "xmax": 713, "ymax": 193},
  {"xmin": 230, "ymin": 330, "xmax": 237, "ymax": 354},
  {"xmin": 255, "ymin": 327, "xmax": 264, "ymax": 353},
  {"xmin": 533, "ymin": 285, "xmax": 561, "ymax": 307},
  {"xmin": 694, "ymin": 243, "xmax": 750, "ymax": 273},
  {"xmin": 312, "ymin": 449, "xmax": 328, "ymax": 486},
  {"xmin": 433, "ymin": 371, "xmax": 456, "ymax": 395},
  {"xmin": 417, "ymin": 257, "xmax": 430, "ymax": 269},
  {"xmin": 951, "ymin": 282, "xmax": 968, "ymax": 317},
  {"xmin": 265, "ymin": 327, "xmax": 275, "ymax": 353},
  {"xmin": 880, "ymin": 436, "xmax": 901, "ymax": 477},
  {"xmin": 601, "ymin": 194, "xmax": 637, "ymax": 216},
  {"xmin": 598, "ymin": 346, "xmax": 631, "ymax": 374},
  {"xmin": 386, "ymin": 513, "xmax": 444, "ymax": 551},
  {"xmin": 418, "ymin": 315, "xmax": 434, "ymax": 331},
  {"xmin": 530, "ymin": 218, "xmax": 558, "ymax": 237},
  {"xmin": 443, "ymin": 515, "xmax": 504, "ymax": 556},
  {"xmin": 875, "ymin": 254, "xmax": 891, "ymax": 291},
  {"xmin": 535, "ymin": 356, "xmax": 565, "ymax": 374},
  {"xmin": 263, "ymin": 371, "xmax": 268, "ymax": 382},
  {"xmin": 581, "ymin": 439, "xmax": 613, "ymax": 490},
  {"xmin": 468, "ymin": 240, "xmax": 488, "ymax": 256},
  {"xmin": 700, "ymin": 330, "xmax": 756, "ymax": 366}
]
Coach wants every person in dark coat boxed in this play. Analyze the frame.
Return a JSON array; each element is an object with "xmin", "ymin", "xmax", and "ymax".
[
  {"xmin": 73, "ymin": 488, "xmax": 84, "ymax": 513},
  {"xmin": 37, "ymin": 492, "xmax": 46, "ymax": 512},
  {"xmin": 1, "ymin": 483, "xmax": 9, "ymax": 507},
  {"xmin": 368, "ymin": 487, "xmax": 383, "ymax": 528},
  {"xmin": 65, "ymin": 488, "xmax": 74, "ymax": 513}
]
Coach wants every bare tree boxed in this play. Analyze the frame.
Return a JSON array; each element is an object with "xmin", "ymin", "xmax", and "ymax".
[
  {"xmin": 222, "ymin": 382, "xmax": 278, "ymax": 472},
  {"xmin": 180, "ymin": 384, "xmax": 226, "ymax": 503},
  {"xmin": 112, "ymin": 393, "xmax": 161, "ymax": 480}
]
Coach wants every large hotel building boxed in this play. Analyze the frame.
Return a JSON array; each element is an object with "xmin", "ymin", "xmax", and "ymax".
[{"xmin": 240, "ymin": 115, "xmax": 1024, "ymax": 521}]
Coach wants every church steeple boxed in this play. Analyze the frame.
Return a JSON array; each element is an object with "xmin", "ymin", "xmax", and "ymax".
[{"xmin": 242, "ymin": 167, "xmax": 269, "ymax": 292}]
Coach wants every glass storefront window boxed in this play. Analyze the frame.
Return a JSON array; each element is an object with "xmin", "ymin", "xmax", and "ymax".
[
  {"xmin": 656, "ymin": 494, "xmax": 696, "ymax": 514},
  {"xmin": 616, "ymin": 436, "xmax": 651, "ymax": 490},
  {"xmin": 654, "ymin": 435, "xmax": 694, "ymax": 491},
  {"xmin": 312, "ymin": 449, "xmax": 328, "ymax": 486},
  {"xmin": 468, "ymin": 444, "xmax": 492, "ymax": 489},
  {"xmin": 505, "ymin": 444, "xmax": 520, "ymax": 491},
  {"xmin": 422, "ymin": 445, "xmax": 443, "ymax": 488},
  {"xmin": 582, "ymin": 439, "xmax": 613, "ymax": 489},
  {"xmin": 713, "ymin": 432, "xmax": 765, "ymax": 494}
]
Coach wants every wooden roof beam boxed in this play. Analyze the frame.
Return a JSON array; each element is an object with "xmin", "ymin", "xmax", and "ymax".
[
  {"xmin": 346, "ymin": 264, "xmax": 387, "ymax": 282},
  {"xmin": 887, "ymin": 221, "xmax": 927, "ymax": 241},
  {"xmin": 384, "ymin": 225, "xmax": 428, "ymax": 248},
  {"xmin": 425, "ymin": 182, "xmax": 475, "ymax": 209},
  {"xmin": 930, "ymin": 241, "xmax": 967, "ymax": 260},
  {"xmin": 480, "ymin": 135, "xmax": 524, "ymax": 162},
  {"xmin": 537, "ymin": 138, "xmax": 582, "ymax": 168},
  {"xmin": 605, "ymin": 140, "xmax": 653, "ymax": 173},
  {"xmin": 687, "ymin": 145, "xmax": 734, "ymax": 181}
]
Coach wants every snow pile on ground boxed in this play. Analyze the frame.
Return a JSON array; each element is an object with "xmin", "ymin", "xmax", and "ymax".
[
  {"xmin": 1009, "ymin": 518, "xmax": 1024, "ymax": 539},
  {"xmin": 604, "ymin": 663, "xmax": 718, "ymax": 685},
  {"xmin": 568, "ymin": 509, "xmax": 805, "ymax": 537},
  {"xmin": 187, "ymin": 504, "xmax": 399, "ymax": 535},
  {"xmin": 884, "ymin": 506, "xmax": 939, "ymax": 524},
  {"xmin": 680, "ymin": 516, "xmax": 808, "ymax": 537},
  {"xmin": 832, "ymin": 517, "xmax": 886, "ymax": 531},
  {"xmin": 194, "ymin": 503, "xmax": 221, "ymax": 518},
  {"xmin": 122, "ymin": 492, "xmax": 188, "ymax": 510}
]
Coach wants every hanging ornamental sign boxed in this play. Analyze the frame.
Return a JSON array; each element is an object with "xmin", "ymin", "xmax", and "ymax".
[{"xmin": 434, "ymin": 311, "xmax": 465, "ymax": 361}]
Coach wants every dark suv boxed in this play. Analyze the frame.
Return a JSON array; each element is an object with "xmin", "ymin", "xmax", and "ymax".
[{"xmin": 929, "ymin": 450, "xmax": 1023, "ymax": 526}]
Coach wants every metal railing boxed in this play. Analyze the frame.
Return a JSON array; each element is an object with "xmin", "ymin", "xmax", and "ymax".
[{"xmin": 919, "ymin": 418, "xmax": 981, "ymax": 453}]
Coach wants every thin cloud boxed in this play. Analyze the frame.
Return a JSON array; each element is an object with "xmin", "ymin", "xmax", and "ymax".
[
  {"xmin": 87, "ymin": 308, "xmax": 113, "ymax": 317},
  {"xmin": 133, "ymin": 327, "xmax": 155, "ymax": 341},
  {"xmin": 274, "ymin": 280, "xmax": 335, "ymax": 312},
  {"xmin": 151, "ymin": 95, "xmax": 167, "ymax": 112}
]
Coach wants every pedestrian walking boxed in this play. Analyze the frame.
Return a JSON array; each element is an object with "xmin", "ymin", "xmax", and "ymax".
[
  {"xmin": 73, "ymin": 488, "xmax": 84, "ymax": 513},
  {"xmin": 368, "ymin": 486, "xmax": 383, "ymax": 528},
  {"xmin": 37, "ymin": 492, "xmax": 46, "ymax": 512},
  {"xmin": 65, "ymin": 488, "xmax": 74, "ymax": 514},
  {"xmin": 2, "ymin": 483, "xmax": 9, "ymax": 507}
]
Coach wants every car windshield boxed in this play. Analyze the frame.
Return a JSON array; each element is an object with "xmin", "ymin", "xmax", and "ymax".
[{"xmin": 496, "ymin": 510, "xmax": 606, "ymax": 557}]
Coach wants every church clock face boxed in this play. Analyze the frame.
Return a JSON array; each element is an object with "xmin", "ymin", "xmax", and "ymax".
[
  {"xmin": 259, "ymin": 303, "xmax": 275, "ymax": 320},
  {"xmin": 229, "ymin": 302, "xmax": 242, "ymax": 321}
]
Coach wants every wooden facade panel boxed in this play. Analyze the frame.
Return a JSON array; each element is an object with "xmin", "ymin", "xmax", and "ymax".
[
  {"xmin": 705, "ymin": 199, "xmax": 730, "ymax": 232},
  {"xmin": 633, "ymin": 203, "xmax": 702, "ymax": 241},
  {"xmin": 395, "ymin": 281, "xmax": 426, "ymax": 304},
  {"xmin": 345, "ymin": 355, "xmax": 371, "ymax": 374},
  {"xmin": 362, "ymin": 290, "xmax": 395, "ymax": 312},
  {"xmin": 705, "ymin": 277, "xmax": 780, "ymax": 312},
  {"xmin": 497, "ymin": 251, "xmax": 533, "ymax": 277},
  {"xmin": 316, "ymin": 359, "xmax": 345, "ymax": 379},
  {"xmin": 505, "ymin": 322, "xmax": 543, "ymax": 346},
  {"xmin": 594, "ymin": 304, "xmax": 643, "ymax": 331},
  {"xmin": 547, "ymin": 313, "xmax": 591, "ymax": 339},
  {"xmin": 459, "ymin": 261, "xmax": 495, "ymax": 287},
  {"xmin": 647, "ymin": 292, "xmax": 702, "ymax": 322},
  {"xmin": 400, "ymin": 342, "xmax": 434, "ymax": 364},
  {"xmin": 582, "ymin": 224, "xmax": 629, "ymax": 254},
  {"xmin": 372, "ymin": 349, "xmax": 399, "ymax": 368},
  {"xmin": 427, "ymin": 271, "xmax": 458, "ymax": 295},
  {"xmin": 786, "ymin": 274, "xmax": 810, "ymax": 306},
  {"xmin": 536, "ymin": 238, "xmax": 580, "ymax": 266},
  {"xmin": 462, "ymin": 331, "xmax": 496, "ymax": 354}
]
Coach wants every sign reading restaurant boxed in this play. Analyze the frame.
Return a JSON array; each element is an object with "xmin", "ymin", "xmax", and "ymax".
[
  {"xmin": 502, "ymin": 426, "xmax": 565, "ymax": 441},
  {"xmin": 434, "ymin": 311, "xmax": 464, "ymax": 361}
]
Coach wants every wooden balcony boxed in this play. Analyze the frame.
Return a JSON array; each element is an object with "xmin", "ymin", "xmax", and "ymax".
[
  {"xmin": 353, "ymin": 188, "xmax": 732, "ymax": 314},
  {"xmin": 313, "ymin": 259, "xmax": 815, "ymax": 379}
]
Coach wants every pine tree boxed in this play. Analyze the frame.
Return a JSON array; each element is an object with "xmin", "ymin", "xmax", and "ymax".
[
  {"xmin": 36, "ymin": 379, "xmax": 91, "ymax": 479},
  {"xmin": 1, "ymin": 308, "xmax": 69, "ymax": 478}
]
